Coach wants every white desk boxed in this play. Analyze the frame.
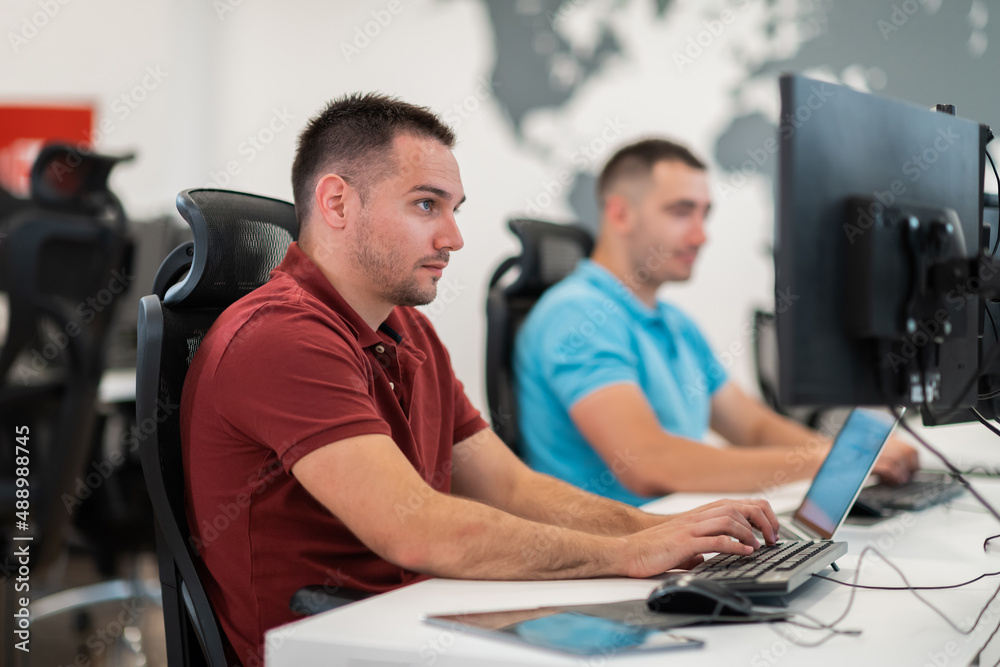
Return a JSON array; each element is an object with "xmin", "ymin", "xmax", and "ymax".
[
  {"xmin": 266, "ymin": 441, "xmax": 1000, "ymax": 666},
  {"xmin": 98, "ymin": 367, "xmax": 137, "ymax": 404}
]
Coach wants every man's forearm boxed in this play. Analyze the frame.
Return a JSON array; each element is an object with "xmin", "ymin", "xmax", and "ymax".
[
  {"xmin": 394, "ymin": 489, "xmax": 628, "ymax": 580},
  {"xmin": 751, "ymin": 410, "xmax": 830, "ymax": 452},
  {"xmin": 449, "ymin": 428, "xmax": 668, "ymax": 536},
  {"xmin": 392, "ymin": 490, "xmax": 773, "ymax": 582},
  {"xmin": 634, "ymin": 437, "xmax": 827, "ymax": 494},
  {"xmin": 498, "ymin": 470, "xmax": 668, "ymax": 536}
]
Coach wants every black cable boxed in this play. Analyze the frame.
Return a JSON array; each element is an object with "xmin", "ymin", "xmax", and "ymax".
[
  {"xmin": 913, "ymin": 148, "xmax": 1000, "ymax": 420},
  {"xmin": 761, "ymin": 560, "xmax": 868, "ymax": 649},
  {"xmin": 812, "ymin": 545, "xmax": 1000, "ymax": 636},
  {"xmin": 989, "ymin": 148, "xmax": 1000, "ymax": 259},
  {"xmin": 812, "ymin": 569, "xmax": 1000, "ymax": 591},
  {"xmin": 964, "ymin": 464, "xmax": 1000, "ymax": 477},
  {"xmin": 980, "ymin": 618, "xmax": 1000, "ymax": 666},
  {"xmin": 771, "ymin": 548, "xmax": 1000, "ymax": 651},
  {"xmin": 780, "ymin": 615, "xmax": 861, "ymax": 635},
  {"xmin": 987, "ymin": 305, "xmax": 1000, "ymax": 344},
  {"xmin": 971, "ymin": 407, "xmax": 1000, "ymax": 438},
  {"xmin": 764, "ymin": 617, "xmax": 859, "ymax": 649},
  {"xmin": 926, "ymin": 341, "xmax": 1000, "ymax": 423}
]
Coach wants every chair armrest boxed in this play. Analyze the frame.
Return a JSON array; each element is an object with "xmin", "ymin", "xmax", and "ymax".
[{"xmin": 289, "ymin": 585, "xmax": 373, "ymax": 616}]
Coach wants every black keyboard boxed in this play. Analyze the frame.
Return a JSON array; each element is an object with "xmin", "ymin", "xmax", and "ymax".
[
  {"xmin": 854, "ymin": 473, "xmax": 964, "ymax": 514},
  {"xmin": 682, "ymin": 540, "xmax": 847, "ymax": 596}
]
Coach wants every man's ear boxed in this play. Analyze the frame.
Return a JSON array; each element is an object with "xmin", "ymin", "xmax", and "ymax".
[
  {"xmin": 603, "ymin": 193, "xmax": 635, "ymax": 235},
  {"xmin": 313, "ymin": 174, "xmax": 351, "ymax": 231}
]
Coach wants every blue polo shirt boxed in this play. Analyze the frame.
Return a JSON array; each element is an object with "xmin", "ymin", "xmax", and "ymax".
[{"xmin": 514, "ymin": 260, "xmax": 728, "ymax": 506}]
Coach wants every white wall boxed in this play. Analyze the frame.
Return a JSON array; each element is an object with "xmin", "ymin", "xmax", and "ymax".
[{"xmin": 1, "ymin": 0, "xmax": 783, "ymax": 413}]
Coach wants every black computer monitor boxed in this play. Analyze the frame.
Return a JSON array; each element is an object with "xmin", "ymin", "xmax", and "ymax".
[
  {"xmin": 775, "ymin": 74, "xmax": 989, "ymax": 416},
  {"xmin": 967, "ymin": 193, "xmax": 1000, "ymax": 421}
]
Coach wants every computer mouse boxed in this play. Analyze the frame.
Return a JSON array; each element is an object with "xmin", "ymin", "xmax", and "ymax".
[{"xmin": 646, "ymin": 575, "xmax": 755, "ymax": 617}]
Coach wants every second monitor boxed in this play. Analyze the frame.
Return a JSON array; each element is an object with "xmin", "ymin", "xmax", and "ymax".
[{"xmin": 775, "ymin": 74, "xmax": 988, "ymax": 414}]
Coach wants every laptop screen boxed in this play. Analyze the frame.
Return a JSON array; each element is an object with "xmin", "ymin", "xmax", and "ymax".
[{"xmin": 793, "ymin": 408, "xmax": 901, "ymax": 539}]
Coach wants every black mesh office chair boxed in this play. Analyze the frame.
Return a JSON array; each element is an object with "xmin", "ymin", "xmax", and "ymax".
[
  {"xmin": 485, "ymin": 219, "xmax": 594, "ymax": 456},
  {"xmin": 752, "ymin": 308, "xmax": 824, "ymax": 429},
  {"xmin": 137, "ymin": 188, "xmax": 367, "ymax": 667},
  {"xmin": 0, "ymin": 144, "xmax": 135, "ymax": 667}
]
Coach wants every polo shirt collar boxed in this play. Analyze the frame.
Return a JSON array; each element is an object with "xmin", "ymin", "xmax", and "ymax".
[
  {"xmin": 274, "ymin": 242, "xmax": 422, "ymax": 357},
  {"xmin": 576, "ymin": 259, "xmax": 664, "ymax": 324}
]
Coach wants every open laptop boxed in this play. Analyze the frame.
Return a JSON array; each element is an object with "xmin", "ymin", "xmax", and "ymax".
[
  {"xmin": 774, "ymin": 407, "xmax": 903, "ymax": 541},
  {"xmin": 671, "ymin": 408, "xmax": 903, "ymax": 599}
]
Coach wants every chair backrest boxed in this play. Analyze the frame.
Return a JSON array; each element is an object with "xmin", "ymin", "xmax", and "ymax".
[
  {"xmin": 752, "ymin": 308, "xmax": 823, "ymax": 429},
  {"xmin": 0, "ymin": 145, "xmax": 134, "ymax": 573},
  {"xmin": 485, "ymin": 219, "xmax": 594, "ymax": 455},
  {"xmin": 136, "ymin": 188, "xmax": 297, "ymax": 667}
]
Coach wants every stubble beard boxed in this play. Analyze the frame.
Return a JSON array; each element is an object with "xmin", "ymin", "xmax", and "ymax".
[{"xmin": 351, "ymin": 215, "xmax": 440, "ymax": 307}]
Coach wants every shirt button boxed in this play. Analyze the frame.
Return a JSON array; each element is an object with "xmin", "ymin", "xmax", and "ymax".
[
  {"xmin": 389, "ymin": 382, "xmax": 395, "ymax": 390},
  {"xmin": 374, "ymin": 344, "xmax": 385, "ymax": 354}
]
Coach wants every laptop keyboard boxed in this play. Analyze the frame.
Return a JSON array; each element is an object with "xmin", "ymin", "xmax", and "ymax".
[
  {"xmin": 855, "ymin": 473, "xmax": 964, "ymax": 513},
  {"xmin": 682, "ymin": 540, "xmax": 847, "ymax": 596}
]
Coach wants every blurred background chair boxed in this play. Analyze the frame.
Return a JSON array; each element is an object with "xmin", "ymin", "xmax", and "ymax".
[
  {"xmin": 0, "ymin": 144, "xmax": 143, "ymax": 667},
  {"xmin": 138, "ymin": 188, "xmax": 370, "ymax": 667},
  {"xmin": 485, "ymin": 218, "xmax": 594, "ymax": 456},
  {"xmin": 751, "ymin": 308, "xmax": 842, "ymax": 432}
]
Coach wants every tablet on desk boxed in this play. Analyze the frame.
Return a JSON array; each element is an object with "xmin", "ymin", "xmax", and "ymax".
[{"xmin": 424, "ymin": 608, "xmax": 704, "ymax": 657}]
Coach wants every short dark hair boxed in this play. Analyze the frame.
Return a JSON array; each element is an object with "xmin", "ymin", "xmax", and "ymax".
[
  {"xmin": 291, "ymin": 93, "xmax": 456, "ymax": 227},
  {"xmin": 597, "ymin": 138, "xmax": 706, "ymax": 206}
]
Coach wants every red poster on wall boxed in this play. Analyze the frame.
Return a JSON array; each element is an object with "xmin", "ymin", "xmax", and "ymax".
[{"xmin": 0, "ymin": 105, "xmax": 93, "ymax": 196}]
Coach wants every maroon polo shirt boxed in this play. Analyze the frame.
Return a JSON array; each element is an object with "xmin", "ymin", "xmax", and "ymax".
[{"xmin": 180, "ymin": 242, "xmax": 488, "ymax": 664}]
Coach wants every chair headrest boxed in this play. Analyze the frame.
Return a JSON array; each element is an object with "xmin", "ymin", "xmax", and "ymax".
[
  {"xmin": 165, "ymin": 188, "xmax": 298, "ymax": 308},
  {"xmin": 30, "ymin": 143, "xmax": 134, "ymax": 214},
  {"xmin": 501, "ymin": 218, "xmax": 594, "ymax": 296}
]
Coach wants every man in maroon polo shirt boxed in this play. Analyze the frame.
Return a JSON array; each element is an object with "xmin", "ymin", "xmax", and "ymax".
[{"xmin": 181, "ymin": 93, "xmax": 781, "ymax": 665}]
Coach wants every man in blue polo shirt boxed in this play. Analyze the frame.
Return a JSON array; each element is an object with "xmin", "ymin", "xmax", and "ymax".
[{"xmin": 514, "ymin": 138, "xmax": 918, "ymax": 506}]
